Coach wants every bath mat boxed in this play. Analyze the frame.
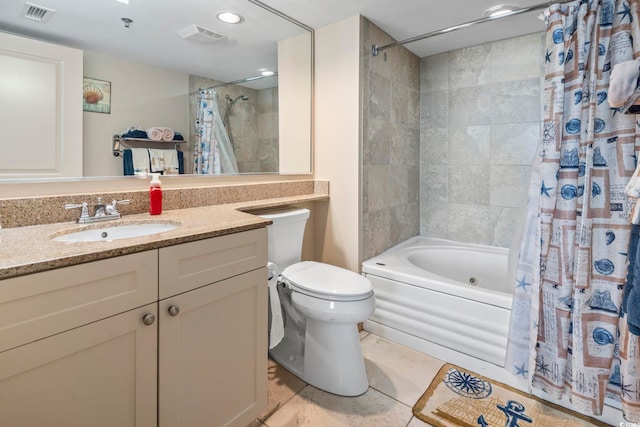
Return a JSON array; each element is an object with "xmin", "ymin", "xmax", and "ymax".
[{"xmin": 412, "ymin": 364, "xmax": 608, "ymax": 427}]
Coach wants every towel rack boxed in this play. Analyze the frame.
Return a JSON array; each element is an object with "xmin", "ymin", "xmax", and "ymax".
[{"xmin": 112, "ymin": 135, "xmax": 187, "ymax": 157}]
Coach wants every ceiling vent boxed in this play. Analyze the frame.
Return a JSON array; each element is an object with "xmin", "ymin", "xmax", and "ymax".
[
  {"xmin": 21, "ymin": 2, "xmax": 55, "ymax": 23},
  {"xmin": 176, "ymin": 25, "xmax": 225, "ymax": 44}
]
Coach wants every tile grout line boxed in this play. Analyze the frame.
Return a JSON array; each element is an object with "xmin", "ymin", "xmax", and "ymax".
[{"xmin": 257, "ymin": 383, "xmax": 312, "ymax": 425}]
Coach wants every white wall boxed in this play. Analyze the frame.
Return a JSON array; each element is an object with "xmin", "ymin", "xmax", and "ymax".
[
  {"xmin": 313, "ymin": 16, "xmax": 362, "ymax": 272},
  {"xmin": 83, "ymin": 51, "xmax": 190, "ymax": 177}
]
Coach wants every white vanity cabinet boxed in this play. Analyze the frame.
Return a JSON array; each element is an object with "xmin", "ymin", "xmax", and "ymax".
[
  {"xmin": 0, "ymin": 227, "xmax": 268, "ymax": 427},
  {"xmin": 0, "ymin": 251, "xmax": 159, "ymax": 427},
  {"xmin": 158, "ymin": 228, "xmax": 268, "ymax": 427}
]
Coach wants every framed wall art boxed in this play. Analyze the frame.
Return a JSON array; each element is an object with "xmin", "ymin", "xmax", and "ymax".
[{"xmin": 82, "ymin": 77, "xmax": 111, "ymax": 114}]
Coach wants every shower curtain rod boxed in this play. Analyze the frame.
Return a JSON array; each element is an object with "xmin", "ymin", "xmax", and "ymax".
[
  {"xmin": 371, "ymin": 0, "xmax": 572, "ymax": 56},
  {"xmin": 248, "ymin": 0, "xmax": 314, "ymax": 32},
  {"xmin": 195, "ymin": 72, "xmax": 279, "ymax": 93}
]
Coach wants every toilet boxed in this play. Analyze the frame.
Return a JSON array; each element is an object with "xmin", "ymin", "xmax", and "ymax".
[{"xmin": 259, "ymin": 207, "xmax": 375, "ymax": 397}]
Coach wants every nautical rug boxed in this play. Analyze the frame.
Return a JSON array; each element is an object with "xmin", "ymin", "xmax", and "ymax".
[{"xmin": 412, "ymin": 364, "xmax": 608, "ymax": 427}]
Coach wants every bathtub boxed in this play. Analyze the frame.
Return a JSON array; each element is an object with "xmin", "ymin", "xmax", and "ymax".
[{"xmin": 362, "ymin": 236, "xmax": 513, "ymax": 367}]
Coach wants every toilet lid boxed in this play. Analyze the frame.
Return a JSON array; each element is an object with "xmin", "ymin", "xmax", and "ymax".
[{"xmin": 282, "ymin": 261, "xmax": 373, "ymax": 297}]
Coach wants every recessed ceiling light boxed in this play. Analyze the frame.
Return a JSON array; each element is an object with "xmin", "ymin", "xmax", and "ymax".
[
  {"xmin": 483, "ymin": 5, "xmax": 519, "ymax": 18},
  {"xmin": 261, "ymin": 70, "xmax": 275, "ymax": 77},
  {"xmin": 217, "ymin": 11, "xmax": 244, "ymax": 24},
  {"xmin": 116, "ymin": 0, "xmax": 129, "ymax": 4}
]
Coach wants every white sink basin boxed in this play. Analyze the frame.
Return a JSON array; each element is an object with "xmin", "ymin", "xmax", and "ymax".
[{"xmin": 52, "ymin": 222, "xmax": 179, "ymax": 243}]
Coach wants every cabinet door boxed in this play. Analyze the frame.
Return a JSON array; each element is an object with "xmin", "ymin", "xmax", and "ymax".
[
  {"xmin": 159, "ymin": 268, "xmax": 267, "ymax": 427},
  {"xmin": 0, "ymin": 304, "xmax": 158, "ymax": 427}
]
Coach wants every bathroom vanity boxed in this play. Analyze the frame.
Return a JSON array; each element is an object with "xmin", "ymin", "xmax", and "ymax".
[{"xmin": 0, "ymin": 207, "xmax": 271, "ymax": 427}]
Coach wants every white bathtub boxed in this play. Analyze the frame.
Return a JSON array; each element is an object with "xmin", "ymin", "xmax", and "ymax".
[{"xmin": 362, "ymin": 236, "xmax": 513, "ymax": 367}]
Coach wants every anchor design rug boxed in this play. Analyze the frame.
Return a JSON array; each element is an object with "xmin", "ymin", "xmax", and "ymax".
[{"xmin": 412, "ymin": 364, "xmax": 608, "ymax": 427}]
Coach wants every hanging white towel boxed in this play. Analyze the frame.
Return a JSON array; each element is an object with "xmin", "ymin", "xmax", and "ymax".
[
  {"xmin": 267, "ymin": 262, "xmax": 284, "ymax": 350},
  {"xmin": 130, "ymin": 148, "xmax": 150, "ymax": 175},
  {"xmin": 163, "ymin": 150, "xmax": 180, "ymax": 175},
  {"xmin": 148, "ymin": 149, "xmax": 165, "ymax": 173}
]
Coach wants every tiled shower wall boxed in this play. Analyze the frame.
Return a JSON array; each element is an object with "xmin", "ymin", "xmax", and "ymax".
[
  {"xmin": 420, "ymin": 32, "xmax": 544, "ymax": 247},
  {"xmin": 188, "ymin": 75, "xmax": 279, "ymax": 174},
  {"xmin": 257, "ymin": 87, "xmax": 279, "ymax": 173},
  {"xmin": 361, "ymin": 17, "xmax": 421, "ymax": 261}
]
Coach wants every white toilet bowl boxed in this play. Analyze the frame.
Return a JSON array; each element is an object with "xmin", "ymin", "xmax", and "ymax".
[
  {"xmin": 272, "ymin": 261, "xmax": 375, "ymax": 396},
  {"xmin": 258, "ymin": 208, "xmax": 376, "ymax": 397}
]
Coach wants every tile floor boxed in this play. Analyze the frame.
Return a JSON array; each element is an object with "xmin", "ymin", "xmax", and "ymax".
[
  {"xmin": 249, "ymin": 331, "xmax": 618, "ymax": 427},
  {"xmin": 249, "ymin": 331, "xmax": 443, "ymax": 427}
]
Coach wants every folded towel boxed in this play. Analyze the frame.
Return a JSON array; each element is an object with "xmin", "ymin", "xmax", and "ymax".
[
  {"xmin": 173, "ymin": 132, "xmax": 184, "ymax": 141},
  {"xmin": 122, "ymin": 130, "xmax": 148, "ymax": 139},
  {"xmin": 267, "ymin": 262, "xmax": 284, "ymax": 349},
  {"xmin": 146, "ymin": 127, "xmax": 164, "ymax": 141},
  {"xmin": 148, "ymin": 148, "xmax": 165, "ymax": 172},
  {"xmin": 130, "ymin": 148, "xmax": 150, "ymax": 175},
  {"xmin": 161, "ymin": 127, "xmax": 175, "ymax": 141},
  {"xmin": 163, "ymin": 149, "xmax": 180, "ymax": 175},
  {"xmin": 609, "ymin": 60, "xmax": 640, "ymax": 108},
  {"xmin": 121, "ymin": 125, "xmax": 144, "ymax": 135}
]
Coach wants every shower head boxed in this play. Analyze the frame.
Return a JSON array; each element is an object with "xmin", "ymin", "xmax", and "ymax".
[{"xmin": 225, "ymin": 94, "xmax": 249, "ymax": 106}]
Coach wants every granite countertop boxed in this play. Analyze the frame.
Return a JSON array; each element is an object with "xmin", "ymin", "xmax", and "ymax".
[{"xmin": 0, "ymin": 193, "xmax": 327, "ymax": 280}]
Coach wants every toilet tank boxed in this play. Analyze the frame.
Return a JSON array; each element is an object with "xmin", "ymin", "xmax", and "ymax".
[{"xmin": 257, "ymin": 208, "xmax": 310, "ymax": 271}]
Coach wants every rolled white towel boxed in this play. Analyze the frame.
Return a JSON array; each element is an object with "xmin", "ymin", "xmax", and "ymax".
[
  {"xmin": 161, "ymin": 127, "xmax": 175, "ymax": 141},
  {"xmin": 146, "ymin": 127, "xmax": 163, "ymax": 141},
  {"xmin": 609, "ymin": 60, "xmax": 640, "ymax": 108}
]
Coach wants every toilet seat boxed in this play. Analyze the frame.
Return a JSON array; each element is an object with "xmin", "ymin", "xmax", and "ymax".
[{"xmin": 281, "ymin": 261, "xmax": 373, "ymax": 301}]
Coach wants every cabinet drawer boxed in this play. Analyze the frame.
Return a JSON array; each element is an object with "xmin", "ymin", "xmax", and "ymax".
[
  {"xmin": 0, "ymin": 250, "xmax": 157, "ymax": 353},
  {"xmin": 158, "ymin": 228, "xmax": 267, "ymax": 299}
]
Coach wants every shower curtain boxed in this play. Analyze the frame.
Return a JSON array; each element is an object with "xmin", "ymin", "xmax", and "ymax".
[
  {"xmin": 505, "ymin": 0, "xmax": 640, "ymax": 420},
  {"xmin": 194, "ymin": 88, "xmax": 239, "ymax": 175}
]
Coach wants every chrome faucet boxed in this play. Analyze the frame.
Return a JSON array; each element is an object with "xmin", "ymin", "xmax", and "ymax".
[
  {"xmin": 94, "ymin": 197, "xmax": 107, "ymax": 217},
  {"xmin": 65, "ymin": 198, "xmax": 130, "ymax": 223}
]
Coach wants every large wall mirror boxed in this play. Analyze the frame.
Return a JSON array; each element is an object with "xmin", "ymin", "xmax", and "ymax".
[{"xmin": 0, "ymin": 0, "xmax": 312, "ymax": 180}]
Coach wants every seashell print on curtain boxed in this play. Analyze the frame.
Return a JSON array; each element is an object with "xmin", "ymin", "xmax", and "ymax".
[{"xmin": 505, "ymin": 0, "xmax": 640, "ymax": 421}]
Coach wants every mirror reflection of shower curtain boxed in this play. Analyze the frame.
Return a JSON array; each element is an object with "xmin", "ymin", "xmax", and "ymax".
[{"xmin": 194, "ymin": 89, "xmax": 239, "ymax": 174}]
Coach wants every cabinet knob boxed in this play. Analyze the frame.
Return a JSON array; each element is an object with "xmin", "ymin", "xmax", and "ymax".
[
  {"xmin": 142, "ymin": 314, "xmax": 156, "ymax": 325},
  {"xmin": 168, "ymin": 305, "xmax": 180, "ymax": 316}
]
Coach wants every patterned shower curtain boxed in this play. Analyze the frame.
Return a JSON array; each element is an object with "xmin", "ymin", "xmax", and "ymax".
[
  {"xmin": 193, "ymin": 89, "xmax": 239, "ymax": 175},
  {"xmin": 505, "ymin": 0, "xmax": 640, "ymax": 420}
]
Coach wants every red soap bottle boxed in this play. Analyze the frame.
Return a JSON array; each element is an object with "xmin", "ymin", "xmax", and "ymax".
[{"xmin": 149, "ymin": 173, "xmax": 162, "ymax": 215}]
